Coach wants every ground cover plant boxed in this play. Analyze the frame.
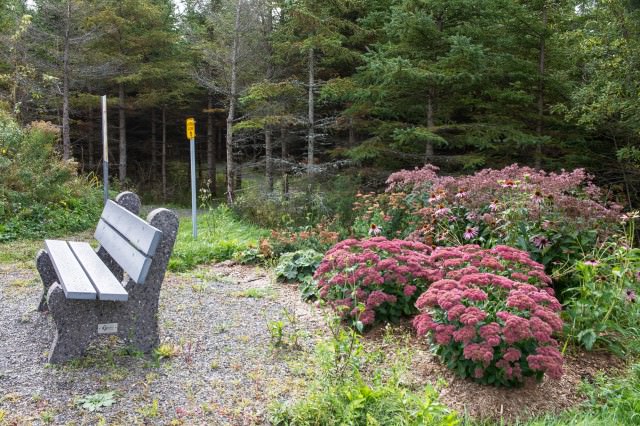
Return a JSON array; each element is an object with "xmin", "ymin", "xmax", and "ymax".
[
  {"xmin": 413, "ymin": 245, "xmax": 563, "ymax": 387},
  {"xmin": 314, "ymin": 237, "xmax": 438, "ymax": 327}
]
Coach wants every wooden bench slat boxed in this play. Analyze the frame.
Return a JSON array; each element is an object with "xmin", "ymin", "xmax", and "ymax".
[
  {"xmin": 68, "ymin": 242, "xmax": 128, "ymax": 302},
  {"xmin": 45, "ymin": 240, "xmax": 97, "ymax": 300},
  {"xmin": 94, "ymin": 219, "xmax": 153, "ymax": 284},
  {"xmin": 101, "ymin": 200, "xmax": 162, "ymax": 257}
]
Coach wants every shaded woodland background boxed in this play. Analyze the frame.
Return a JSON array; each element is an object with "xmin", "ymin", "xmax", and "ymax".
[{"xmin": 1, "ymin": 0, "xmax": 639, "ymax": 207}]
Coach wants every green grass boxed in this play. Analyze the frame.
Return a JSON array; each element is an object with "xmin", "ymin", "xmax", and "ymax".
[
  {"xmin": 168, "ymin": 205, "xmax": 268, "ymax": 272},
  {"xmin": 515, "ymin": 362, "xmax": 640, "ymax": 426},
  {"xmin": 0, "ymin": 229, "xmax": 94, "ymax": 266}
]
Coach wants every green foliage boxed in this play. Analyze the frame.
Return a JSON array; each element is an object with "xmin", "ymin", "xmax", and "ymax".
[
  {"xmin": 0, "ymin": 115, "xmax": 103, "ymax": 241},
  {"xmin": 269, "ymin": 316, "xmax": 458, "ymax": 426},
  {"xmin": 76, "ymin": 392, "xmax": 116, "ymax": 412},
  {"xmin": 562, "ymin": 218, "xmax": 640, "ymax": 356},
  {"xmin": 168, "ymin": 205, "xmax": 268, "ymax": 272},
  {"xmin": 274, "ymin": 249, "xmax": 324, "ymax": 283},
  {"xmin": 267, "ymin": 308, "xmax": 306, "ymax": 350}
]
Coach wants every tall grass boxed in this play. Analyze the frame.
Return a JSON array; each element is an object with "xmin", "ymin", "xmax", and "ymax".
[{"xmin": 168, "ymin": 205, "xmax": 268, "ymax": 272}]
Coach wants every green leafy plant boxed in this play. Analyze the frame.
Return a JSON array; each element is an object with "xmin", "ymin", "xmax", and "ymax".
[
  {"xmin": 275, "ymin": 249, "xmax": 324, "ymax": 284},
  {"xmin": 267, "ymin": 308, "xmax": 306, "ymax": 349},
  {"xmin": 562, "ymin": 214, "xmax": 640, "ymax": 355},
  {"xmin": 77, "ymin": 391, "xmax": 116, "ymax": 412},
  {"xmin": 269, "ymin": 315, "xmax": 458, "ymax": 425}
]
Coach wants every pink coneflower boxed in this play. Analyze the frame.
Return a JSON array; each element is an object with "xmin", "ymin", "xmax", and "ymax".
[
  {"xmin": 531, "ymin": 235, "xmax": 550, "ymax": 249},
  {"xmin": 620, "ymin": 211, "xmax": 640, "ymax": 223},
  {"xmin": 531, "ymin": 189, "xmax": 544, "ymax": 205},
  {"xmin": 455, "ymin": 188, "xmax": 467, "ymax": 198},
  {"xmin": 463, "ymin": 227, "xmax": 479, "ymax": 240},
  {"xmin": 583, "ymin": 260, "xmax": 599, "ymax": 267},
  {"xmin": 626, "ymin": 289, "xmax": 637, "ymax": 303},
  {"xmin": 489, "ymin": 199, "xmax": 500, "ymax": 211},
  {"xmin": 434, "ymin": 204, "xmax": 451, "ymax": 217},
  {"xmin": 368, "ymin": 224, "xmax": 382, "ymax": 236},
  {"xmin": 500, "ymin": 179, "xmax": 518, "ymax": 188}
]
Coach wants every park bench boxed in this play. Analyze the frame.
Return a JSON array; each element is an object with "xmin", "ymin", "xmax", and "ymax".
[{"xmin": 35, "ymin": 192, "xmax": 178, "ymax": 364}]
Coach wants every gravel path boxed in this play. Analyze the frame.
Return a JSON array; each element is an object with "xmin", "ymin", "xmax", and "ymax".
[{"xmin": 0, "ymin": 261, "xmax": 324, "ymax": 425}]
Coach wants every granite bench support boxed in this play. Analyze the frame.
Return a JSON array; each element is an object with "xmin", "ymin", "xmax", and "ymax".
[{"xmin": 36, "ymin": 192, "xmax": 178, "ymax": 364}]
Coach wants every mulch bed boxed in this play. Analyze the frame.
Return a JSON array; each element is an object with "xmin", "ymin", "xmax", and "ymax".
[{"xmin": 0, "ymin": 262, "xmax": 625, "ymax": 425}]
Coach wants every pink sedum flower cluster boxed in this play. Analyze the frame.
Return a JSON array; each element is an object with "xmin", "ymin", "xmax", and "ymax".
[
  {"xmin": 314, "ymin": 237, "xmax": 438, "ymax": 325},
  {"xmin": 412, "ymin": 244, "xmax": 564, "ymax": 387}
]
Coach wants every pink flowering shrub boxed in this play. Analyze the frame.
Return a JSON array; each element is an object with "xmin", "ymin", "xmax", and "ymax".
[
  {"xmin": 314, "ymin": 237, "xmax": 440, "ymax": 326},
  {"xmin": 413, "ymin": 245, "xmax": 564, "ymax": 387},
  {"xmin": 354, "ymin": 164, "xmax": 623, "ymax": 277}
]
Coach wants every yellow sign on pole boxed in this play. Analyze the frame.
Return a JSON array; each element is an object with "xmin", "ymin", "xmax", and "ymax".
[{"xmin": 186, "ymin": 118, "xmax": 196, "ymax": 139}]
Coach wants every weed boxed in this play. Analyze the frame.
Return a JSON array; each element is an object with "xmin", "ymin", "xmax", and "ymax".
[
  {"xmin": 154, "ymin": 343, "xmax": 181, "ymax": 361},
  {"xmin": 77, "ymin": 391, "xmax": 116, "ymax": 412},
  {"xmin": 137, "ymin": 399, "xmax": 160, "ymax": 418},
  {"xmin": 40, "ymin": 410, "xmax": 56, "ymax": 424},
  {"xmin": 232, "ymin": 287, "xmax": 275, "ymax": 299}
]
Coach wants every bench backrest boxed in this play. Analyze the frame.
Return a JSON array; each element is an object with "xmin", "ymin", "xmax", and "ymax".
[{"xmin": 95, "ymin": 200, "xmax": 163, "ymax": 284}]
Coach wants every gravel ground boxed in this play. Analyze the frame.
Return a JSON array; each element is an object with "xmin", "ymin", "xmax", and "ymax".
[{"xmin": 0, "ymin": 261, "xmax": 324, "ymax": 426}]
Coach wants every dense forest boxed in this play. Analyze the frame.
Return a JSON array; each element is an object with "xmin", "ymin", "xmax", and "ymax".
[{"xmin": 1, "ymin": 0, "xmax": 639, "ymax": 206}]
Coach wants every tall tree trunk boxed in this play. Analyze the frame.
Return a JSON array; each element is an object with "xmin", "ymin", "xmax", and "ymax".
[
  {"xmin": 226, "ymin": 0, "xmax": 242, "ymax": 205},
  {"xmin": 307, "ymin": 47, "xmax": 315, "ymax": 175},
  {"xmin": 265, "ymin": 127, "xmax": 273, "ymax": 192},
  {"xmin": 281, "ymin": 126, "xmax": 288, "ymax": 164},
  {"xmin": 218, "ymin": 127, "xmax": 224, "ymax": 161},
  {"xmin": 535, "ymin": 3, "xmax": 547, "ymax": 170},
  {"xmin": 88, "ymin": 106, "xmax": 94, "ymax": 170},
  {"xmin": 118, "ymin": 82, "xmax": 127, "ymax": 182},
  {"xmin": 162, "ymin": 106, "xmax": 167, "ymax": 202},
  {"xmin": 207, "ymin": 95, "xmax": 216, "ymax": 196},
  {"xmin": 61, "ymin": 0, "xmax": 71, "ymax": 160},
  {"xmin": 425, "ymin": 93, "xmax": 435, "ymax": 163},
  {"xmin": 151, "ymin": 108, "xmax": 157, "ymax": 179},
  {"xmin": 348, "ymin": 116, "xmax": 355, "ymax": 146}
]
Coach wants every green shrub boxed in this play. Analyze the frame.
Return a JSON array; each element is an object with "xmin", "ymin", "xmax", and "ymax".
[
  {"xmin": 562, "ymin": 216, "xmax": 640, "ymax": 356},
  {"xmin": 0, "ymin": 115, "xmax": 103, "ymax": 241}
]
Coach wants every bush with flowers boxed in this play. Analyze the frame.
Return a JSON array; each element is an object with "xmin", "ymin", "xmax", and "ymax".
[
  {"xmin": 413, "ymin": 244, "xmax": 564, "ymax": 387},
  {"xmin": 353, "ymin": 164, "xmax": 623, "ymax": 280},
  {"xmin": 314, "ymin": 237, "xmax": 440, "ymax": 327}
]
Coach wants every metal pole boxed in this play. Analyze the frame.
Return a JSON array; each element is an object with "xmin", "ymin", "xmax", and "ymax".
[
  {"xmin": 190, "ymin": 137, "xmax": 197, "ymax": 239},
  {"xmin": 101, "ymin": 95, "xmax": 109, "ymax": 204}
]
